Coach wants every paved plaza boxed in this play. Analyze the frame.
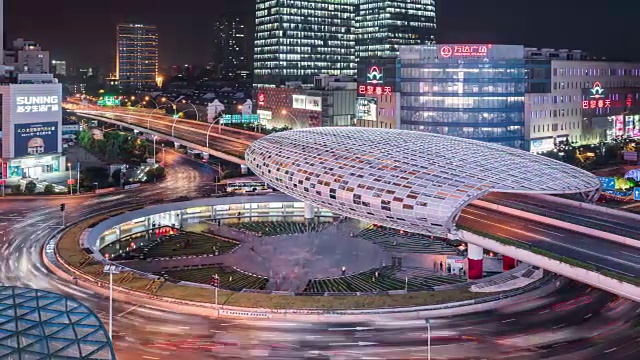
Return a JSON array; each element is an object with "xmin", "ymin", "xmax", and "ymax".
[{"xmin": 196, "ymin": 218, "xmax": 450, "ymax": 292}]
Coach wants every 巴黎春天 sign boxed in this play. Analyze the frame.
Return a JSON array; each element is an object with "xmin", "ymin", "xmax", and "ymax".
[
  {"xmin": 14, "ymin": 122, "xmax": 59, "ymax": 157},
  {"xmin": 16, "ymin": 96, "xmax": 60, "ymax": 113}
]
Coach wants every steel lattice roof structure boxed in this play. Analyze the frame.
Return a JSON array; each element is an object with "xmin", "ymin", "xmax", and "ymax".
[
  {"xmin": 0, "ymin": 286, "xmax": 115, "ymax": 359},
  {"xmin": 246, "ymin": 128, "xmax": 601, "ymax": 236}
]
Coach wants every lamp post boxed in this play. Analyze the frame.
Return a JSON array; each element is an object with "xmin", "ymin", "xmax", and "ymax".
[
  {"xmin": 181, "ymin": 100, "xmax": 201, "ymax": 121},
  {"xmin": 103, "ymin": 264, "xmax": 121, "ymax": 339},
  {"xmin": 425, "ymin": 319, "xmax": 431, "ymax": 360},
  {"xmin": 171, "ymin": 110, "xmax": 197, "ymax": 137},
  {"xmin": 206, "ymin": 117, "xmax": 223, "ymax": 150},
  {"xmin": 147, "ymin": 104, "xmax": 172, "ymax": 129},
  {"xmin": 153, "ymin": 135, "xmax": 157, "ymax": 164},
  {"xmin": 281, "ymin": 110, "xmax": 301, "ymax": 129},
  {"xmin": 67, "ymin": 163, "xmax": 73, "ymax": 195},
  {"xmin": 160, "ymin": 98, "xmax": 178, "ymax": 117}
]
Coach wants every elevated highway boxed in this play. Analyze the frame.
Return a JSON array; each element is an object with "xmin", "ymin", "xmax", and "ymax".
[
  {"xmin": 66, "ymin": 103, "xmax": 262, "ymax": 165},
  {"xmin": 62, "ymin": 109, "xmax": 640, "ymax": 299}
]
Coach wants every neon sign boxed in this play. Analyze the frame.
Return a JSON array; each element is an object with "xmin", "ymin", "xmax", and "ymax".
[
  {"xmin": 358, "ymin": 85, "xmax": 393, "ymax": 95},
  {"xmin": 16, "ymin": 96, "xmax": 60, "ymax": 113},
  {"xmin": 257, "ymin": 93, "xmax": 266, "ymax": 106},
  {"xmin": 367, "ymin": 66, "xmax": 383, "ymax": 84},
  {"xmin": 582, "ymin": 82, "xmax": 611, "ymax": 109},
  {"xmin": 440, "ymin": 45, "xmax": 491, "ymax": 58}
]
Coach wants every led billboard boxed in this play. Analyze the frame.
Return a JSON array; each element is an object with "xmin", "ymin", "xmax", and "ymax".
[{"xmin": 14, "ymin": 122, "xmax": 59, "ymax": 158}]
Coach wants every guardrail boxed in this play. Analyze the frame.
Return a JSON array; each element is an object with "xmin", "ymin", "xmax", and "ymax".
[{"xmin": 457, "ymin": 225, "xmax": 640, "ymax": 303}]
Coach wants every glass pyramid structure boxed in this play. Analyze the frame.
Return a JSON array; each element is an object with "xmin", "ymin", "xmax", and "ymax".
[{"xmin": 0, "ymin": 286, "xmax": 115, "ymax": 359}]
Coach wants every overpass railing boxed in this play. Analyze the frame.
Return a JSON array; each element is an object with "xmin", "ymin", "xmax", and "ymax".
[{"xmin": 457, "ymin": 224, "xmax": 640, "ymax": 286}]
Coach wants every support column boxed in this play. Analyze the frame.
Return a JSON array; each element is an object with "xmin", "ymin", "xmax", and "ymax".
[
  {"xmin": 503, "ymin": 255, "xmax": 516, "ymax": 271},
  {"xmin": 240, "ymin": 164, "xmax": 248, "ymax": 175},
  {"xmin": 466, "ymin": 243, "xmax": 484, "ymax": 280},
  {"xmin": 304, "ymin": 202, "xmax": 315, "ymax": 220}
]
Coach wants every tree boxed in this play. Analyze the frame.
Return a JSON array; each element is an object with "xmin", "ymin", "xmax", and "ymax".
[
  {"xmin": 43, "ymin": 184, "xmax": 56, "ymax": 194},
  {"xmin": 24, "ymin": 181, "xmax": 37, "ymax": 194}
]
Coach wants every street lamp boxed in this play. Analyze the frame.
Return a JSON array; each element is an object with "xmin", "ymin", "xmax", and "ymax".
[
  {"xmin": 67, "ymin": 163, "xmax": 73, "ymax": 195},
  {"xmin": 171, "ymin": 110, "xmax": 197, "ymax": 137},
  {"xmin": 181, "ymin": 100, "xmax": 201, "ymax": 121},
  {"xmin": 103, "ymin": 264, "xmax": 121, "ymax": 339},
  {"xmin": 147, "ymin": 104, "xmax": 173, "ymax": 129},
  {"xmin": 152, "ymin": 135, "xmax": 157, "ymax": 164},
  {"xmin": 425, "ymin": 319, "xmax": 431, "ymax": 360},
  {"xmin": 161, "ymin": 98, "xmax": 178, "ymax": 116},
  {"xmin": 206, "ymin": 117, "xmax": 223, "ymax": 150},
  {"xmin": 281, "ymin": 110, "xmax": 301, "ymax": 129}
]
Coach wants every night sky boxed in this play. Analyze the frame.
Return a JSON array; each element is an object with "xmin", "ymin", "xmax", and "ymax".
[{"xmin": 5, "ymin": 0, "xmax": 639, "ymax": 71}]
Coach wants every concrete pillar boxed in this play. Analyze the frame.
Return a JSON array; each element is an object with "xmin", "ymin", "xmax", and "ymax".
[
  {"xmin": 466, "ymin": 243, "xmax": 484, "ymax": 280},
  {"xmin": 115, "ymin": 226, "xmax": 121, "ymax": 239},
  {"xmin": 240, "ymin": 164, "xmax": 248, "ymax": 175},
  {"xmin": 211, "ymin": 206, "xmax": 216, "ymax": 219},
  {"xmin": 503, "ymin": 255, "xmax": 516, "ymax": 271},
  {"xmin": 304, "ymin": 202, "xmax": 315, "ymax": 219},
  {"xmin": 174, "ymin": 142, "xmax": 180, "ymax": 149}
]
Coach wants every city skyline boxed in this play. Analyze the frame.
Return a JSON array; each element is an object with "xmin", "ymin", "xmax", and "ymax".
[{"xmin": 4, "ymin": 0, "xmax": 639, "ymax": 70}]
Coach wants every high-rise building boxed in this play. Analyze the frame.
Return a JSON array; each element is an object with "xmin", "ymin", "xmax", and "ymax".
[
  {"xmin": 51, "ymin": 60, "xmax": 67, "ymax": 76},
  {"xmin": 355, "ymin": 0, "xmax": 436, "ymax": 59},
  {"xmin": 3, "ymin": 39, "xmax": 50, "ymax": 74},
  {"xmin": 116, "ymin": 24, "xmax": 158, "ymax": 89},
  {"xmin": 213, "ymin": 17, "xmax": 251, "ymax": 80},
  {"xmin": 253, "ymin": 0, "xmax": 356, "ymax": 86}
]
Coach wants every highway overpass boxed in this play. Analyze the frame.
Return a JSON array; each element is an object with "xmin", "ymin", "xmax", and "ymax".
[
  {"xmin": 66, "ymin": 103, "xmax": 261, "ymax": 165},
  {"xmin": 66, "ymin": 105, "xmax": 640, "ymax": 300}
]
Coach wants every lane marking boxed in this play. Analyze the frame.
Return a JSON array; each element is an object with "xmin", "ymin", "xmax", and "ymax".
[
  {"xmin": 620, "ymin": 251, "xmax": 640, "ymax": 259},
  {"xmin": 118, "ymin": 304, "xmax": 140, "ymax": 317}
]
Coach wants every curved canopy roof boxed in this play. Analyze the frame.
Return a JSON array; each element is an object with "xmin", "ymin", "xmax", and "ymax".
[
  {"xmin": 246, "ymin": 128, "xmax": 601, "ymax": 236},
  {"xmin": 0, "ymin": 286, "xmax": 115, "ymax": 359}
]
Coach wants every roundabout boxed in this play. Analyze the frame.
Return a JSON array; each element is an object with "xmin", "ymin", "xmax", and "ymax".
[{"xmin": 44, "ymin": 193, "xmax": 552, "ymax": 318}]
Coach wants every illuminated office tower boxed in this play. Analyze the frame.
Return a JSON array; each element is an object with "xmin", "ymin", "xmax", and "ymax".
[
  {"xmin": 355, "ymin": 0, "xmax": 436, "ymax": 59},
  {"xmin": 116, "ymin": 24, "xmax": 158, "ymax": 88},
  {"xmin": 253, "ymin": 0, "xmax": 356, "ymax": 86}
]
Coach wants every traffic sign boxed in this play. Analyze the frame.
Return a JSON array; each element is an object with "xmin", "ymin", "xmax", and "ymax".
[
  {"xmin": 634, "ymin": 187, "xmax": 640, "ymax": 201},
  {"xmin": 597, "ymin": 177, "xmax": 616, "ymax": 190}
]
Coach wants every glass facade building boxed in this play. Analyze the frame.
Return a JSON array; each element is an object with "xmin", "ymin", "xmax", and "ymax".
[
  {"xmin": 398, "ymin": 44, "xmax": 527, "ymax": 149},
  {"xmin": 116, "ymin": 24, "xmax": 158, "ymax": 89},
  {"xmin": 355, "ymin": 0, "xmax": 436, "ymax": 59},
  {"xmin": 253, "ymin": 0, "xmax": 356, "ymax": 86}
]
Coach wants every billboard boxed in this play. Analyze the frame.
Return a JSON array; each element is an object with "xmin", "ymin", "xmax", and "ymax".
[
  {"xmin": 356, "ymin": 97, "xmax": 377, "ymax": 121},
  {"xmin": 305, "ymin": 96, "xmax": 321, "ymax": 111},
  {"xmin": 292, "ymin": 95, "xmax": 306, "ymax": 109},
  {"xmin": 292, "ymin": 95, "xmax": 322, "ymax": 111},
  {"xmin": 257, "ymin": 110, "xmax": 272, "ymax": 121},
  {"xmin": 14, "ymin": 122, "xmax": 59, "ymax": 158},
  {"xmin": 10, "ymin": 84, "xmax": 63, "ymax": 124}
]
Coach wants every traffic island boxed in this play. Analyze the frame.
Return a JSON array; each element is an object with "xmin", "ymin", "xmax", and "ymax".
[{"xmin": 51, "ymin": 209, "xmax": 528, "ymax": 312}]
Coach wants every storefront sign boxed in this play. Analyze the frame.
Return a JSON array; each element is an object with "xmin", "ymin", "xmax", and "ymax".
[
  {"xmin": 16, "ymin": 96, "xmax": 60, "ymax": 113},
  {"xmin": 440, "ymin": 45, "xmax": 490, "ymax": 58},
  {"xmin": 257, "ymin": 93, "xmax": 266, "ymax": 106},
  {"xmin": 358, "ymin": 85, "xmax": 393, "ymax": 95},
  {"xmin": 1, "ymin": 161, "xmax": 7, "ymax": 179},
  {"xmin": 582, "ymin": 82, "xmax": 611, "ymax": 109},
  {"xmin": 367, "ymin": 66, "xmax": 383, "ymax": 84},
  {"xmin": 14, "ymin": 122, "xmax": 59, "ymax": 157}
]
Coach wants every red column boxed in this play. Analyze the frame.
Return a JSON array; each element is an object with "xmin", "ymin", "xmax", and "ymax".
[
  {"xmin": 503, "ymin": 256, "xmax": 516, "ymax": 271},
  {"xmin": 466, "ymin": 244, "xmax": 483, "ymax": 280}
]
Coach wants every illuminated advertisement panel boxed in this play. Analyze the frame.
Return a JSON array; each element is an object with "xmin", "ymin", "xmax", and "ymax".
[
  {"xmin": 439, "ymin": 44, "xmax": 491, "ymax": 58},
  {"xmin": 356, "ymin": 97, "xmax": 377, "ymax": 122},
  {"xmin": 14, "ymin": 122, "xmax": 59, "ymax": 158}
]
